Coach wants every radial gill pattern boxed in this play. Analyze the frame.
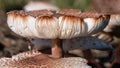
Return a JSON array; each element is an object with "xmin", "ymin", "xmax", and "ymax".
[{"xmin": 7, "ymin": 9, "xmax": 110, "ymax": 39}]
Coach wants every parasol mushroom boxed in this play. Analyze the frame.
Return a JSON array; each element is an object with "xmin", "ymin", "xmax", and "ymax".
[
  {"xmin": 7, "ymin": 9, "xmax": 110, "ymax": 58},
  {"xmin": 0, "ymin": 50, "xmax": 91, "ymax": 68}
]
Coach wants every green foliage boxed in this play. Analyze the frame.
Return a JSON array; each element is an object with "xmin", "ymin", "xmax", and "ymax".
[
  {"xmin": 0, "ymin": 0, "xmax": 27, "ymax": 12},
  {"xmin": 51, "ymin": 0, "xmax": 93, "ymax": 10}
]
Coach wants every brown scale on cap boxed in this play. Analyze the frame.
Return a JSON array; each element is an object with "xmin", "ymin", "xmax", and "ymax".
[
  {"xmin": 7, "ymin": 10, "xmax": 53, "ymax": 18},
  {"xmin": 57, "ymin": 9, "xmax": 81, "ymax": 17},
  {"xmin": 7, "ymin": 9, "xmax": 109, "ymax": 20},
  {"xmin": 7, "ymin": 9, "xmax": 109, "ymax": 18},
  {"xmin": 79, "ymin": 11, "xmax": 105, "ymax": 18},
  {"xmin": 57, "ymin": 9, "xmax": 109, "ymax": 18}
]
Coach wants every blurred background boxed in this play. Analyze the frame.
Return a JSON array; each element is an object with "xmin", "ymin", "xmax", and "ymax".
[
  {"xmin": 0, "ymin": 0, "xmax": 120, "ymax": 68},
  {"xmin": 0, "ymin": 0, "xmax": 92, "ymax": 12}
]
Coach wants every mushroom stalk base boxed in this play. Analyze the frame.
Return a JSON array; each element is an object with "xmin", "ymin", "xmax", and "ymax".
[{"xmin": 52, "ymin": 39, "xmax": 63, "ymax": 58}]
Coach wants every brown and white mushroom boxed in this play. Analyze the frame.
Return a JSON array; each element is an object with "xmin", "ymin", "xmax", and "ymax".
[
  {"xmin": 0, "ymin": 50, "xmax": 91, "ymax": 68},
  {"xmin": 7, "ymin": 9, "xmax": 110, "ymax": 58}
]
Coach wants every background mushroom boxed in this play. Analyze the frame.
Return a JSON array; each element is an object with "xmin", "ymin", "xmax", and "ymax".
[
  {"xmin": 7, "ymin": 9, "xmax": 110, "ymax": 58},
  {"xmin": 0, "ymin": 50, "xmax": 91, "ymax": 68},
  {"xmin": 23, "ymin": 1, "xmax": 59, "ymax": 11}
]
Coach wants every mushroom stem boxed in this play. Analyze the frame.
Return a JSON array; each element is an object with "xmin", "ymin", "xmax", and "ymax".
[{"xmin": 52, "ymin": 39, "xmax": 63, "ymax": 58}]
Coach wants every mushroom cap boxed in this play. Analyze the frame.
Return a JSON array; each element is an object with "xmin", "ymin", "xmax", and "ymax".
[
  {"xmin": 0, "ymin": 50, "xmax": 91, "ymax": 68},
  {"xmin": 7, "ymin": 9, "xmax": 110, "ymax": 39}
]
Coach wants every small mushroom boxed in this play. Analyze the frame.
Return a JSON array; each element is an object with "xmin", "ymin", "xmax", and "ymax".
[
  {"xmin": 0, "ymin": 50, "xmax": 91, "ymax": 68},
  {"xmin": 7, "ymin": 9, "xmax": 110, "ymax": 58}
]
